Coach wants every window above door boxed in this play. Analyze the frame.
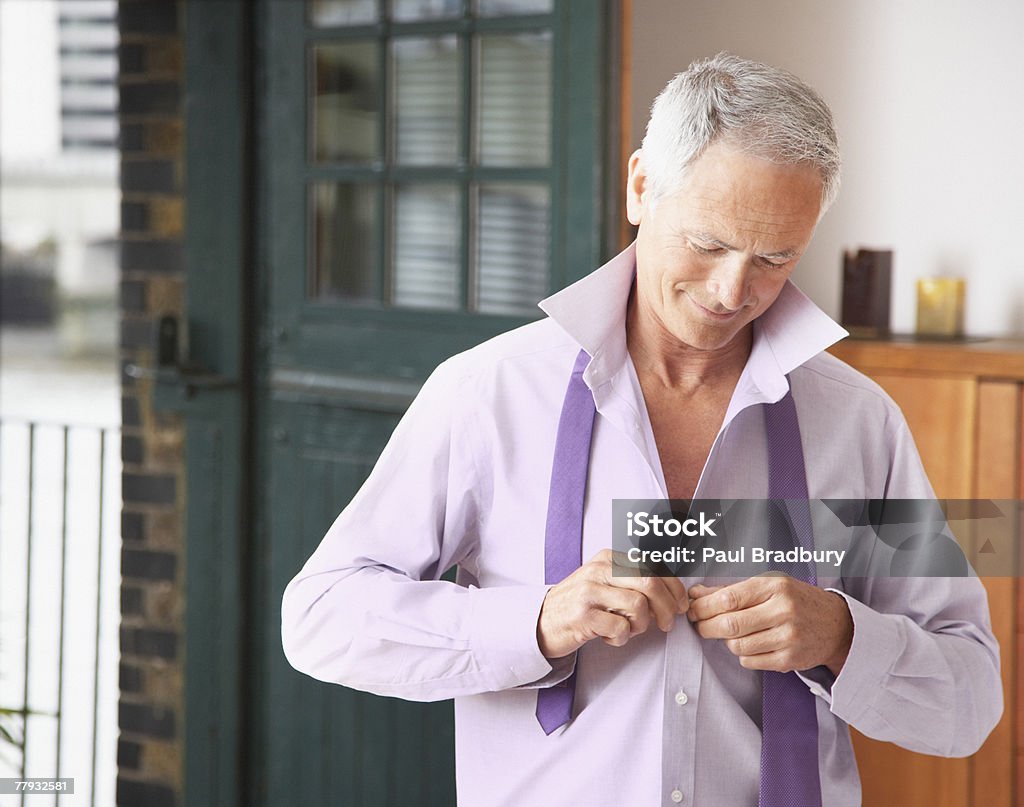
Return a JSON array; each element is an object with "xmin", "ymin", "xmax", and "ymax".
[
  {"xmin": 305, "ymin": 0, "xmax": 558, "ymax": 316},
  {"xmin": 262, "ymin": 0, "xmax": 610, "ymax": 379}
]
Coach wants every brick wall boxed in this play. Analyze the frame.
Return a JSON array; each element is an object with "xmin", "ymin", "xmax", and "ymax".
[{"xmin": 117, "ymin": 2, "xmax": 187, "ymax": 806}]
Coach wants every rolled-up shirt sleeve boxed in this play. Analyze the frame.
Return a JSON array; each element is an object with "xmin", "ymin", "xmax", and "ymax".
[{"xmin": 280, "ymin": 357, "xmax": 559, "ymax": 700}]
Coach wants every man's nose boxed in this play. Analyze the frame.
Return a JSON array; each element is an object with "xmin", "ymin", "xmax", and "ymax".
[{"xmin": 706, "ymin": 256, "xmax": 752, "ymax": 311}]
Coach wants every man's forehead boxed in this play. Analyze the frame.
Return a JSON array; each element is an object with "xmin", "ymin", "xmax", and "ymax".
[
  {"xmin": 649, "ymin": 143, "xmax": 824, "ymax": 229},
  {"xmin": 677, "ymin": 184, "xmax": 819, "ymax": 224},
  {"xmin": 665, "ymin": 210, "xmax": 815, "ymax": 255}
]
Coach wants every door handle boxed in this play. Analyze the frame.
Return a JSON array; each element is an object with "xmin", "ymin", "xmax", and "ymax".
[{"xmin": 124, "ymin": 315, "xmax": 237, "ymax": 401}]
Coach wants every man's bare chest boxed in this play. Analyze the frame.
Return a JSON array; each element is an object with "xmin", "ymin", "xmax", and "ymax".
[{"xmin": 642, "ymin": 391, "xmax": 730, "ymax": 501}]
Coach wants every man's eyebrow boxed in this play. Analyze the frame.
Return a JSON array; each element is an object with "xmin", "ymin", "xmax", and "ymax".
[
  {"xmin": 690, "ymin": 231, "xmax": 798, "ymax": 261},
  {"xmin": 691, "ymin": 232, "xmax": 734, "ymax": 250},
  {"xmin": 760, "ymin": 247, "xmax": 799, "ymax": 260}
]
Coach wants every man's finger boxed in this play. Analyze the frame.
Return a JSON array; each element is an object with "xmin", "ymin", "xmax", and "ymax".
[
  {"xmin": 662, "ymin": 575, "xmax": 689, "ymax": 614},
  {"xmin": 686, "ymin": 584, "xmax": 721, "ymax": 621},
  {"xmin": 737, "ymin": 651, "xmax": 797, "ymax": 674},
  {"xmin": 594, "ymin": 585, "xmax": 654, "ymax": 636},
  {"xmin": 587, "ymin": 609, "xmax": 632, "ymax": 647},
  {"xmin": 723, "ymin": 625, "xmax": 790, "ymax": 657},
  {"xmin": 602, "ymin": 572, "xmax": 684, "ymax": 631},
  {"xmin": 687, "ymin": 577, "xmax": 776, "ymax": 622},
  {"xmin": 693, "ymin": 599, "xmax": 778, "ymax": 640},
  {"xmin": 608, "ymin": 551, "xmax": 689, "ymax": 613}
]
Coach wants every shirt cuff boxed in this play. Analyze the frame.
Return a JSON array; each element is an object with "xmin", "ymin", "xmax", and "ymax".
[
  {"xmin": 826, "ymin": 587, "xmax": 906, "ymax": 724},
  {"xmin": 515, "ymin": 651, "xmax": 578, "ymax": 690},
  {"xmin": 465, "ymin": 583, "xmax": 559, "ymax": 692},
  {"xmin": 795, "ymin": 665, "xmax": 836, "ymax": 704}
]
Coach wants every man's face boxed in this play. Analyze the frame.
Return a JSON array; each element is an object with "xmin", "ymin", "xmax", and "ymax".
[{"xmin": 626, "ymin": 140, "xmax": 824, "ymax": 352}]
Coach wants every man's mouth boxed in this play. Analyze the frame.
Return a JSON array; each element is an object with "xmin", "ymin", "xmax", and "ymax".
[{"xmin": 688, "ymin": 294, "xmax": 740, "ymax": 321}]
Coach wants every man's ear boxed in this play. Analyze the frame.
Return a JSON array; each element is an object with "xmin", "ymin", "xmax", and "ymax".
[{"xmin": 625, "ymin": 149, "xmax": 649, "ymax": 226}]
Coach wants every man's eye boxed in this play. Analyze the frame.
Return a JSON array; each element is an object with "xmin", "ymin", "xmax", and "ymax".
[{"xmin": 692, "ymin": 243, "xmax": 723, "ymax": 255}]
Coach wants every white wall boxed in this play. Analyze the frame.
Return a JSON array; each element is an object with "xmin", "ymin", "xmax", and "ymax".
[
  {"xmin": 630, "ymin": 0, "xmax": 1024, "ymax": 337},
  {"xmin": 0, "ymin": 0, "xmax": 61, "ymax": 163}
]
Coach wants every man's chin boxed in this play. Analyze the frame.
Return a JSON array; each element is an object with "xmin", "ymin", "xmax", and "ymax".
[{"xmin": 668, "ymin": 322, "xmax": 747, "ymax": 353}]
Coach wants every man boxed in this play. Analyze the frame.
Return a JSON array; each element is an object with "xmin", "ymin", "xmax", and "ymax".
[{"xmin": 281, "ymin": 53, "xmax": 1001, "ymax": 805}]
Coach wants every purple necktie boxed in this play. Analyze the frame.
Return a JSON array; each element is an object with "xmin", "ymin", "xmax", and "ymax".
[
  {"xmin": 761, "ymin": 389, "xmax": 822, "ymax": 807},
  {"xmin": 536, "ymin": 349, "xmax": 822, "ymax": 807},
  {"xmin": 535, "ymin": 348, "xmax": 594, "ymax": 734}
]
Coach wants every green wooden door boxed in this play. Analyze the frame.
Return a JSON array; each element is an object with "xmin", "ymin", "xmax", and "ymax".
[{"xmin": 185, "ymin": 2, "xmax": 611, "ymax": 805}]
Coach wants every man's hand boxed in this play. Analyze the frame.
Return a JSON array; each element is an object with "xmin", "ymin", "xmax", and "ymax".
[
  {"xmin": 537, "ymin": 548, "xmax": 689, "ymax": 659},
  {"xmin": 687, "ymin": 575, "xmax": 853, "ymax": 676}
]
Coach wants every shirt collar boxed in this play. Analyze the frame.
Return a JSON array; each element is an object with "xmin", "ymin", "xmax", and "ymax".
[{"xmin": 537, "ymin": 241, "xmax": 849, "ymax": 403}]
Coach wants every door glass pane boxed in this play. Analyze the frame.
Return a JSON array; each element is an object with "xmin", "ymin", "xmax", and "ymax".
[
  {"xmin": 476, "ymin": 33, "xmax": 551, "ymax": 166},
  {"xmin": 393, "ymin": 185, "xmax": 461, "ymax": 310},
  {"xmin": 475, "ymin": 183, "xmax": 549, "ymax": 315},
  {"xmin": 309, "ymin": 0, "xmax": 379, "ymax": 26},
  {"xmin": 474, "ymin": 0, "xmax": 553, "ymax": 16},
  {"xmin": 312, "ymin": 182, "xmax": 379, "ymax": 301},
  {"xmin": 392, "ymin": 0, "xmax": 463, "ymax": 21},
  {"xmin": 393, "ymin": 36, "xmax": 461, "ymax": 165},
  {"xmin": 312, "ymin": 42, "xmax": 380, "ymax": 163}
]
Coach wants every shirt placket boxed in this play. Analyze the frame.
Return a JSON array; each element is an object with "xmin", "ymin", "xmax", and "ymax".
[
  {"xmin": 660, "ymin": 612, "xmax": 703, "ymax": 805},
  {"xmin": 597, "ymin": 363, "xmax": 711, "ymax": 805},
  {"xmin": 654, "ymin": 426, "xmax": 736, "ymax": 807}
]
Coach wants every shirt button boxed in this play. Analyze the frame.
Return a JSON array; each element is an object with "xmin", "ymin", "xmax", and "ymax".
[
  {"xmin": 671, "ymin": 789, "xmax": 684, "ymax": 803},
  {"xmin": 675, "ymin": 690, "xmax": 689, "ymax": 706}
]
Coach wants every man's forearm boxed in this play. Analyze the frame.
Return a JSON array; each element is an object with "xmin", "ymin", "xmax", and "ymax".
[{"xmin": 282, "ymin": 565, "xmax": 558, "ymax": 700}]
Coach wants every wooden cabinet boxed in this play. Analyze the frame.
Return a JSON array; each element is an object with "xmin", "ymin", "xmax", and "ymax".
[{"xmin": 828, "ymin": 338, "xmax": 1024, "ymax": 807}]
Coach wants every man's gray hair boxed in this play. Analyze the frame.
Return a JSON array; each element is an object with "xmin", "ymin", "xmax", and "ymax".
[{"xmin": 641, "ymin": 52, "xmax": 841, "ymax": 214}]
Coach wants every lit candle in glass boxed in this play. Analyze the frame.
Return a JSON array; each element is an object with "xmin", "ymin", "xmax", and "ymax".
[{"xmin": 916, "ymin": 278, "xmax": 965, "ymax": 337}]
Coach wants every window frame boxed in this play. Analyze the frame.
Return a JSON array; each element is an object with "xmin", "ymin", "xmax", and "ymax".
[{"xmin": 263, "ymin": 0, "xmax": 610, "ymax": 379}]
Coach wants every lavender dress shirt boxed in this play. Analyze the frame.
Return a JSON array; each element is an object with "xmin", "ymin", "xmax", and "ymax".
[{"xmin": 281, "ymin": 243, "xmax": 1002, "ymax": 806}]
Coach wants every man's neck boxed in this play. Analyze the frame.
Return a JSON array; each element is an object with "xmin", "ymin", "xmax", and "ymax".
[{"xmin": 625, "ymin": 286, "xmax": 752, "ymax": 395}]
